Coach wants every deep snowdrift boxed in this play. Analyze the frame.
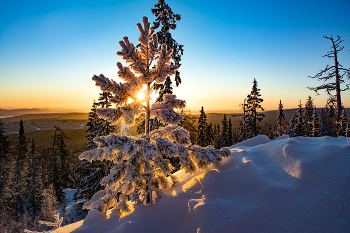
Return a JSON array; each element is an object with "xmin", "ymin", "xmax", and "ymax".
[{"xmin": 54, "ymin": 135, "xmax": 350, "ymax": 233}]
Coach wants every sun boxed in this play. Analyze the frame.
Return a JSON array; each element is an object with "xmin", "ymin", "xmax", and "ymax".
[{"xmin": 137, "ymin": 91, "xmax": 144, "ymax": 101}]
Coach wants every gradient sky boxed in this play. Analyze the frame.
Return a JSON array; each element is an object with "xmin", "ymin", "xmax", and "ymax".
[{"xmin": 1, "ymin": 0, "xmax": 350, "ymax": 112}]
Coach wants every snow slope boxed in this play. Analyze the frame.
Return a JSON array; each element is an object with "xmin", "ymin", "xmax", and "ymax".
[{"xmin": 54, "ymin": 135, "xmax": 350, "ymax": 233}]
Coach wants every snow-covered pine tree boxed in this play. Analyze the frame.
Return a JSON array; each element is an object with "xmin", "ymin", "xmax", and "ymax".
[
  {"xmin": 74, "ymin": 97, "xmax": 119, "ymax": 214},
  {"xmin": 79, "ymin": 17, "xmax": 230, "ymax": 215},
  {"xmin": 196, "ymin": 106, "xmax": 208, "ymax": 147},
  {"xmin": 276, "ymin": 100, "xmax": 286, "ymax": 136},
  {"xmin": 304, "ymin": 96, "xmax": 314, "ymax": 136},
  {"xmin": 287, "ymin": 114, "xmax": 297, "ymax": 137},
  {"xmin": 294, "ymin": 100, "xmax": 307, "ymax": 137},
  {"xmin": 243, "ymin": 79, "xmax": 265, "ymax": 138},
  {"xmin": 346, "ymin": 112, "xmax": 350, "ymax": 137},
  {"xmin": 221, "ymin": 114, "xmax": 229, "ymax": 146},
  {"xmin": 270, "ymin": 124, "xmax": 278, "ymax": 139},
  {"xmin": 23, "ymin": 138, "xmax": 43, "ymax": 221},
  {"xmin": 40, "ymin": 184, "xmax": 58, "ymax": 228},
  {"xmin": 319, "ymin": 108, "xmax": 331, "ymax": 137},
  {"xmin": 311, "ymin": 107, "xmax": 320, "ymax": 137},
  {"xmin": 336, "ymin": 109, "xmax": 348, "ymax": 137}
]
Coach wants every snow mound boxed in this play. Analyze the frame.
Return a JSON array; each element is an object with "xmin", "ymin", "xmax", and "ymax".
[
  {"xmin": 55, "ymin": 136, "xmax": 350, "ymax": 233},
  {"xmin": 232, "ymin": 134, "xmax": 270, "ymax": 148}
]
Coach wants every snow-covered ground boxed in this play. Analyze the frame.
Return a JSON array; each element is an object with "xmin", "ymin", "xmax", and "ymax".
[{"xmin": 54, "ymin": 135, "xmax": 350, "ymax": 233}]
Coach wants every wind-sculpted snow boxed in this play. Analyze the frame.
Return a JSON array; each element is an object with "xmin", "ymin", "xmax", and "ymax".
[{"xmin": 56, "ymin": 136, "xmax": 350, "ymax": 233}]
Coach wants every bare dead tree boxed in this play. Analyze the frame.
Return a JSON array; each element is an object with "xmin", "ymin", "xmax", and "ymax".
[{"xmin": 308, "ymin": 35, "xmax": 350, "ymax": 115}]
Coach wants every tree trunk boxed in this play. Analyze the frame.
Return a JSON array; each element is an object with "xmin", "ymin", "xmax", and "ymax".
[
  {"xmin": 331, "ymin": 38, "xmax": 342, "ymax": 115},
  {"xmin": 145, "ymin": 83, "xmax": 151, "ymax": 135}
]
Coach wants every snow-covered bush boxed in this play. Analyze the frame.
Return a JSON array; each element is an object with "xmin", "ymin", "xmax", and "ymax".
[{"xmin": 79, "ymin": 16, "xmax": 230, "ymax": 215}]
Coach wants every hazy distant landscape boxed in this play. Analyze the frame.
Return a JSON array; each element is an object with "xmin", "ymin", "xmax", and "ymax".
[{"xmin": 1, "ymin": 108, "xmax": 318, "ymax": 152}]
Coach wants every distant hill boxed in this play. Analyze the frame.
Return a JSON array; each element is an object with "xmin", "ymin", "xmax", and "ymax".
[{"xmin": 4, "ymin": 112, "xmax": 89, "ymax": 122}]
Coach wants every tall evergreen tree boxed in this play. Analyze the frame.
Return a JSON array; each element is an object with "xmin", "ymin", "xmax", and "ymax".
[
  {"xmin": 23, "ymin": 138, "xmax": 43, "ymax": 220},
  {"xmin": 14, "ymin": 119, "xmax": 28, "ymax": 218},
  {"xmin": 308, "ymin": 35, "xmax": 350, "ymax": 116},
  {"xmin": 276, "ymin": 100, "xmax": 286, "ymax": 136},
  {"xmin": 196, "ymin": 107, "xmax": 208, "ymax": 147},
  {"xmin": 294, "ymin": 101, "xmax": 307, "ymax": 137},
  {"xmin": 221, "ymin": 114, "xmax": 229, "ymax": 146},
  {"xmin": 48, "ymin": 127, "xmax": 65, "ymax": 202},
  {"xmin": 85, "ymin": 101, "xmax": 100, "ymax": 150},
  {"xmin": 80, "ymin": 17, "xmax": 230, "ymax": 215},
  {"xmin": 151, "ymin": 0, "xmax": 184, "ymax": 88},
  {"xmin": 243, "ymin": 79, "xmax": 265, "ymax": 138},
  {"xmin": 311, "ymin": 107, "xmax": 320, "ymax": 137},
  {"xmin": 56, "ymin": 130, "xmax": 71, "ymax": 188},
  {"xmin": 304, "ymin": 96, "xmax": 314, "ymax": 136}
]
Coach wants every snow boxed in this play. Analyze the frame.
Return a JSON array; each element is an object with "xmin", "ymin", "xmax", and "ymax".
[{"xmin": 54, "ymin": 136, "xmax": 350, "ymax": 233}]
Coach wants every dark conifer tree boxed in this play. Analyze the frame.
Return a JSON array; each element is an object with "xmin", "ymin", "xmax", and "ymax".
[
  {"xmin": 14, "ymin": 119, "xmax": 28, "ymax": 218},
  {"xmin": 276, "ymin": 100, "xmax": 286, "ymax": 136},
  {"xmin": 294, "ymin": 101, "xmax": 307, "ymax": 137},
  {"xmin": 178, "ymin": 109, "xmax": 198, "ymax": 144},
  {"xmin": 23, "ymin": 138, "xmax": 43, "ymax": 220},
  {"xmin": 85, "ymin": 101, "xmax": 100, "ymax": 150},
  {"xmin": 319, "ymin": 108, "xmax": 331, "ymax": 137},
  {"xmin": 243, "ymin": 79, "xmax": 265, "ymax": 138},
  {"xmin": 48, "ymin": 127, "xmax": 65, "ymax": 202},
  {"xmin": 196, "ymin": 107, "xmax": 208, "ymax": 147},
  {"xmin": 56, "ymin": 130, "xmax": 71, "ymax": 188},
  {"xmin": 228, "ymin": 118, "xmax": 233, "ymax": 146},
  {"xmin": 304, "ymin": 96, "xmax": 314, "ymax": 136},
  {"xmin": 97, "ymin": 92, "xmax": 118, "ymax": 136},
  {"xmin": 205, "ymin": 123, "xmax": 214, "ymax": 146},
  {"xmin": 151, "ymin": 0, "xmax": 184, "ymax": 88},
  {"xmin": 214, "ymin": 124, "xmax": 223, "ymax": 149},
  {"xmin": 221, "ymin": 114, "xmax": 229, "ymax": 146}
]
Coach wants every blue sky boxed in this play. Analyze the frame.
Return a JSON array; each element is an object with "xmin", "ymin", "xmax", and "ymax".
[{"xmin": 0, "ymin": 0, "xmax": 350, "ymax": 112}]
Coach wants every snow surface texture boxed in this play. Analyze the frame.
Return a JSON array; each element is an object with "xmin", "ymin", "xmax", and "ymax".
[{"xmin": 54, "ymin": 135, "xmax": 350, "ymax": 233}]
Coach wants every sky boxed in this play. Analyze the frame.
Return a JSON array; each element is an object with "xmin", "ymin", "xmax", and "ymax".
[{"xmin": 1, "ymin": 0, "xmax": 350, "ymax": 112}]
